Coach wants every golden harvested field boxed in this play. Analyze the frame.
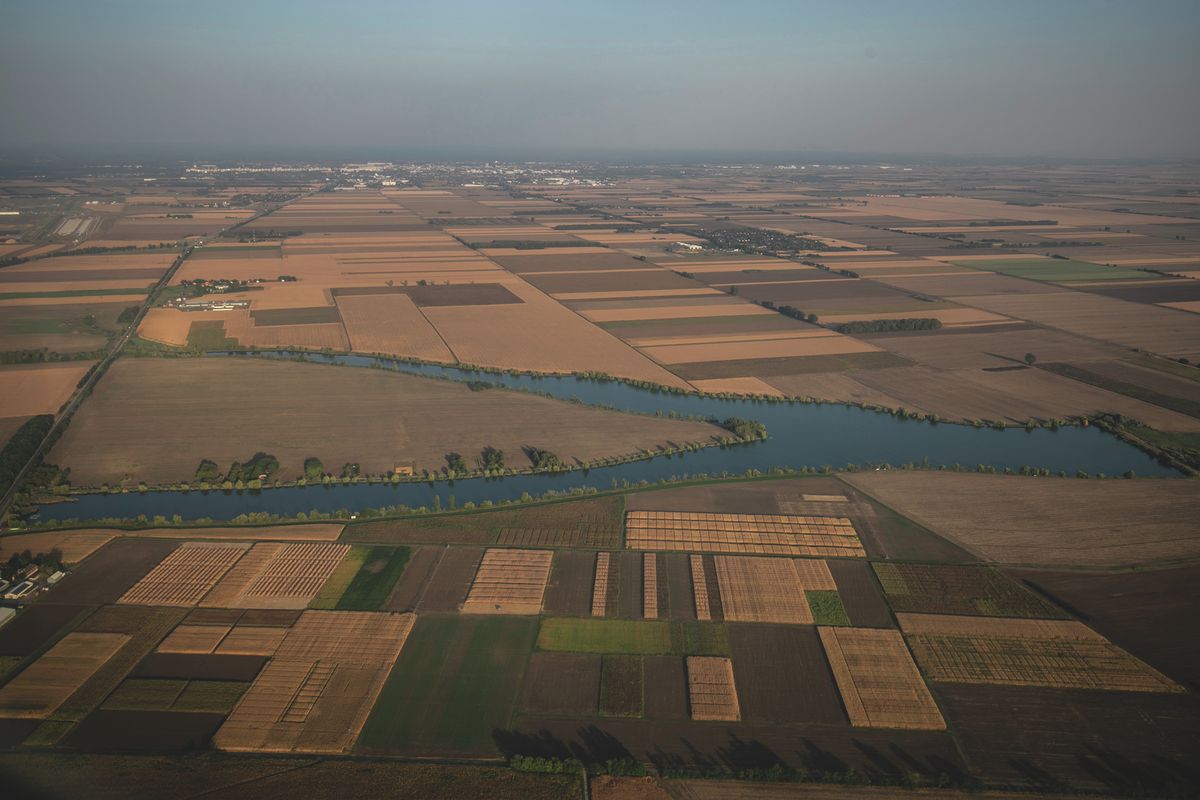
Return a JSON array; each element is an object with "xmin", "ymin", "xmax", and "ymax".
[
  {"xmin": 214, "ymin": 626, "xmax": 288, "ymax": 656},
  {"xmin": 690, "ymin": 377, "xmax": 785, "ymax": 397},
  {"xmin": 156, "ymin": 624, "xmax": 233, "ymax": 654},
  {"xmin": 592, "ymin": 552, "xmax": 611, "ymax": 617},
  {"xmin": 119, "ymin": 542, "xmax": 249, "ymax": 607},
  {"xmin": 0, "ymin": 530, "xmax": 116, "ymax": 564},
  {"xmin": 0, "ymin": 632, "xmax": 129, "ymax": 718},
  {"xmin": 686, "ymin": 656, "xmax": 740, "ymax": 721},
  {"xmin": 334, "ymin": 293, "xmax": 454, "ymax": 360},
  {"xmin": 198, "ymin": 542, "xmax": 349, "ymax": 609},
  {"xmin": 898, "ymin": 613, "xmax": 1183, "ymax": 693},
  {"xmin": 419, "ymin": 280, "xmax": 691, "ymax": 388},
  {"xmin": 461, "ymin": 548, "xmax": 553, "ymax": 615},
  {"xmin": 843, "ymin": 472, "xmax": 1200, "ymax": 567},
  {"xmin": 818, "ymin": 627, "xmax": 945, "ymax": 730},
  {"xmin": 214, "ymin": 610, "xmax": 415, "ymax": 753},
  {"xmin": 714, "ymin": 556, "xmax": 814, "ymax": 624},
  {"xmin": 690, "ymin": 555, "xmax": 711, "ymax": 621},
  {"xmin": 48, "ymin": 358, "xmax": 721, "ymax": 485},
  {"xmin": 0, "ymin": 362, "xmax": 94, "ymax": 417},
  {"xmin": 625, "ymin": 511, "xmax": 865, "ymax": 558},
  {"xmin": 643, "ymin": 554, "xmax": 659, "ymax": 619}
]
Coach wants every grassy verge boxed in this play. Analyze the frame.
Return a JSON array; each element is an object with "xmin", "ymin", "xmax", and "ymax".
[{"xmin": 537, "ymin": 619, "xmax": 729, "ymax": 656}]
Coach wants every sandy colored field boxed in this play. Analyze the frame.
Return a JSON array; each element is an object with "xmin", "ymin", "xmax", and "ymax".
[
  {"xmin": 0, "ymin": 293, "xmax": 147, "ymax": 308},
  {"xmin": 953, "ymin": 291, "xmax": 1200, "ymax": 361},
  {"xmin": 0, "ymin": 530, "xmax": 115, "ymax": 564},
  {"xmin": 626, "ymin": 329, "xmax": 838, "ymax": 348},
  {"xmin": 642, "ymin": 335, "xmax": 879, "ymax": 365},
  {"xmin": 120, "ymin": 542, "xmax": 250, "ymax": 607},
  {"xmin": 810, "ymin": 195, "xmax": 1194, "ymax": 226},
  {"xmin": 1162, "ymin": 300, "xmax": 1200, "ymax": 313},
  {"xmin": 690, "ymin": 377, "xmax": 784, "ymax": 397},
  {"xmin": 461, "ymin": 548, "xmax": 553, "ymax": 615},
  {"xmin": 214, "ymin": 610, "xmax": 415, "ymax": 753},
  {"xmin": 200, "ymin": 542, "xmax": 350, "ymax": 609},
  {"xmin": 592, "ymin": 552, "xmax": 611, "ymax": 617},
  {"xmin": 2, "ymin": 252, "xmax": 175, "ymax": 273},
  {"xmin": 864, "ymin": 326, "xmax": 1120, "ymax": 371},
  {"xmin": 334, "ymin": 293, "xmax": 454, "ymax": 360},
  {"xmin": 843, "ymin": 472, "xmax": 1200, "ymax": 566},
  {"xmin": 713, "ymin": 556, "xmax": 814, "ymax": 624},
  {"xmin": 156, "ymin": 624, "xmax": 233, "ymax": 654},
  {"xmin": 898, "ymin": 613, "xmax": 1182, "ymax": 693},
  {"xmin": 690, "ymin": 555, "xmax": 712, "ymax": 621},
  {"xmin": 0, "ymin": 362, "xmax": 93, "ymax": 417},
  {"xmin": 580, "ymin": 303, "xmax": 776, "ymax": 323},
  {"xmin": 643, "ymin": 554, "xmax": 659, "ymax": 619},
  {"xmin": 48, "ymin": 358, "xmax": 722, "ymax": 485},
  {"xmin": 625, "ymin": 511, "xmax": 865, "ymax": 558},
  {"xmin": 686, "ymin": 656, "xmax": 740, "ymax": 721},
  {"xmin": 818, "ymin": 627, "xmax": 945, "ymax": 730},
  {"xmin": 550, "ymin": 288, "xmax": 721, "ymax": 301},
  {"xmin": 214, "ymin": 626, "xmax": 288, "ymax": 656},
  {"xmin": 0, "ymin": 632, "xmax": 129, "ymax": 718},
  {"xmin": 419, "ymin": 280, "xmax": 691, "ymax": 388}
]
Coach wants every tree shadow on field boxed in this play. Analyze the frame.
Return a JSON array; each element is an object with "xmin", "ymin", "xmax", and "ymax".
[
  {"xmin": 716, "ymin": 735, "xmax": 786, "ymax": 772},
  {"xmin": 1077, "ymin": 745, "xmax": 1200, "ymax": 797},
  {"xmin": 795, "ymin": 737, "xmax": 849, "ymax": 775},
  {"xmin": 492, "ymin": 728, "xmax": 573, "ymax": 760}
]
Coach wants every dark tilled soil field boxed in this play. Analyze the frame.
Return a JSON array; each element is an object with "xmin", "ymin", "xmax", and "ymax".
[
  {"xmin": 415, "ymin": 546, "xmax": 483, "ymax": 613},
  {"xmin": 826, "ymin": 560, "xmax": 892, "ymax": 628},
  {"xmin": 131, "ymin": 654, "xmax": 267, "ymax": 682},
  {"xmin": 662, "ymin": 554, "xmax": 696, "ymax": 621},
  {"xmin": 518, "ymin": 653, "xmax": 601, "ymax": 716},
  {"xmin": 541, "ymin": 551, "xmax": 595, "ymax": 617},
  {"xmin": 642, "ymin": 655, "xmax": 689, "ymax": 720},
  {"xmin": 35, "ymin": 538, "xmax": 177, "ymax": 606},
  {"xmin": 0, "ymin": 605, "xmax": 93, "ymax": 657},
  {"xmin": 727, "ymin": 625, "xmax": 846, "ymax": 725},
  {"xmin": 65, "ymin": 710, "xmax": 229, "ymax": 752},
  {"xmin": 383, "ymin": 546, "xmax": 444, "ymax": 612},
  {"xmin": 1012, "ymin": 565, "xmax": 1200, "ymax": 691}
]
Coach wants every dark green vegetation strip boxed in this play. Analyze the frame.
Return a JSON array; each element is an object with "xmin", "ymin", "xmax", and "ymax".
[
  {"xmin": 0, "ymin": 288, "xmax": 150, "ymax": 299},
  {"xmin": 336, "ymin": 546, "xmax": 411, "ymax": 611},
  {"xmin": 806, "ymin": 590, "xmax": 851, "ymax": 626},
  {"xmin": 0, "ymin": 414, "xmax": 53, "ymax": 497},
  {"xmin": 598, "ymin": 655, "xmax": 643, "ymax": 717},
  {"xmin": 186, "ymin": 320, "xmax": 239, "ymax": 351},
  {"xmin": 949, "ymin": 257, "xmax": 1148, "ymax": 282},
  {"xmin": 873, "ymin": 563, "xmax": 1065, "ymax": 618},
  {"xmin": 537, "ymin": 618, "xmax": 729, "ymax": 656},
  {"xmin": 1040, "ymin": 362, "xmax": 1200, "ymax": 419},
  {"xmin": 358, "ymin": 615, "xmax": 537, "ymax": 756}
]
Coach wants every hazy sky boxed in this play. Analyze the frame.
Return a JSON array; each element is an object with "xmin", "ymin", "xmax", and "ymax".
[{"xmin": 3, "ymin": 0, "xmax": 1198, "ymax": 159}]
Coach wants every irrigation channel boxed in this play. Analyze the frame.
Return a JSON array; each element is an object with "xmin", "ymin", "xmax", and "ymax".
[{"xmin": 31, "ymin": 350, "xmax": 1179, "ymax": 523}]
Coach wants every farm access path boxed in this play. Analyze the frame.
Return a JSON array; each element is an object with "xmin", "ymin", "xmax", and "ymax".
[{"xmin": 0, "ymin": 192, "xmax": 314, "ymax": 520}]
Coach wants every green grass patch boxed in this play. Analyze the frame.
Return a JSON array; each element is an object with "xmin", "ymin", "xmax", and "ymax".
[
  {"xmin": 172, "ymin": 680, "xmax": 248, "ymax": 713},
  {"xmin": 336, "ymin": 546, "xmax": 411, "ymax": 611},
  {"xmin": 598, "ymin": 655, "xmax": 643, "ymax": 717},
  {"xmin": 806, "ymin": 590, "xmax": 851, "ymax": 626},
  {"xmin": 538, "ymin": 618, "xmax": 728, "ymax": 656},
  {"xmin": 357, "ymin": 615, "xmax": 536, "ymax": 756},
  {"xmin": 948, "ymin": 257, "xmax": 1148, "ymax": 283},
  {"xmin": 185, "ymin": 320, "xmax": 239, "ymax": 351},
  {"xmin": 102, "ymin": 679, "xmax": 187, "ymax": 711},
  {"xmin": 310, "ymin": 546, "xmax": 369, "ymax": 609},
  {"xmin": 0, "ymin": 288, "xmax": 150, "ymax": 299}
]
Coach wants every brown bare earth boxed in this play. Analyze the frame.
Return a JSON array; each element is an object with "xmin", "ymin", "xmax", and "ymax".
[
  {"xmin": 844, "ymin": 472, "xmax": 1200, "ymax": 567},
  {"xmin": 0, "ymin": 530, "xmax": 116, "ymax": 564},
  {"xmin": 47, "ymin": 357, "xmax": 721, "ymax": 485},
  {"xmin": 0, "ymin": 362, "xmax": 94, "ymax": 417}
]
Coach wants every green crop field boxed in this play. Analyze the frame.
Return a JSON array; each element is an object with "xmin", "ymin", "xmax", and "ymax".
[
  {"xmin": 336, "ymin": 546, "xmax": 411, "ymax": 610},
  {"xmin": 806, "ymin": 590, "xmax": 851, "ymax": 626},
  {"xmin": 949, "ymin": 257, "xmax": 1147, "ymax": 283},
  {"xmin": 537, "ymin": 618, "xmax": 729, "ymax": 656},
  {"xmin": 357, "ymin": 615, "xmax": 536, "ymax": 756},
  {"xmin": 310, "ymin": 547, "xmax": 369, "ymax": 609}
]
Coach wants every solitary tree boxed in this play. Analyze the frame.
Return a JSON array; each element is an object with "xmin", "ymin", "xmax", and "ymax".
[{"xmin": 1024, "ymin": 352, "xmax": 1037, "ymax": 366}]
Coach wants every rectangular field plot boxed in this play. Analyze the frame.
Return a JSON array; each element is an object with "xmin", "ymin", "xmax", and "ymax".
[
  {"xmin": 592, "ymin": 552, "xmax": 611, "ymax": 617},
  {"xmin": 213, "ymin": 626, "xmax": 288, "ymax": 656},
  {"xmin": 713, "ymin": 556, "xmax": 840, "ymax": 624},
  {"xmin": 0, "ymin": 633, "xmax": 128, "ymax": 718},
  {"xmin": 201, "ymin": 542, "xmax": 351, "ymax": 609},
  {"xmin": 686, "ymin": 656, "xmax": 740, "ymax": 721},
  {"xmin": 214, "ymin": 610, "xmax": 415, "ymax": 754},
  {"xmin": 537, "ymin": 618, "xmax": 729, "ymax": 656},
  {"xmin": 599, "ymin": 655, "xmax": 644, "ymax": 717},
  {"xmin": 119, "ymin": 542, "xmax": 249, "ymax": 607},
  {"xmin": 156, "ymin": 625, "xmax": 232, "ymax": 654},
  {"xmin": 357, "ymin": 615, "xmax": 537, "ymax": 756},
  {"xmin": 517, "ymin": 652, "xmax": 601, "ymax": 716},
  {"xmin": 819, "ymin": 627, "xmax": 945, "ymax": 730},
  {"xmin": 873, "ymin": 563, "xmax": 1064, "ymax": 618},
  {"xmin": 496, "ymin": 526, "xmax": 621, "ymax": 549},
  {"xmin": 460, "ymin": 548, "xmax": 553, "ymax": 615},
  {"xmin": 626, "ymin": 510, "xmax": 864, "ymax": 558},
  {"xmin": 898, "ymin": 614, "xmax": 1182, "ymax": 693}
]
